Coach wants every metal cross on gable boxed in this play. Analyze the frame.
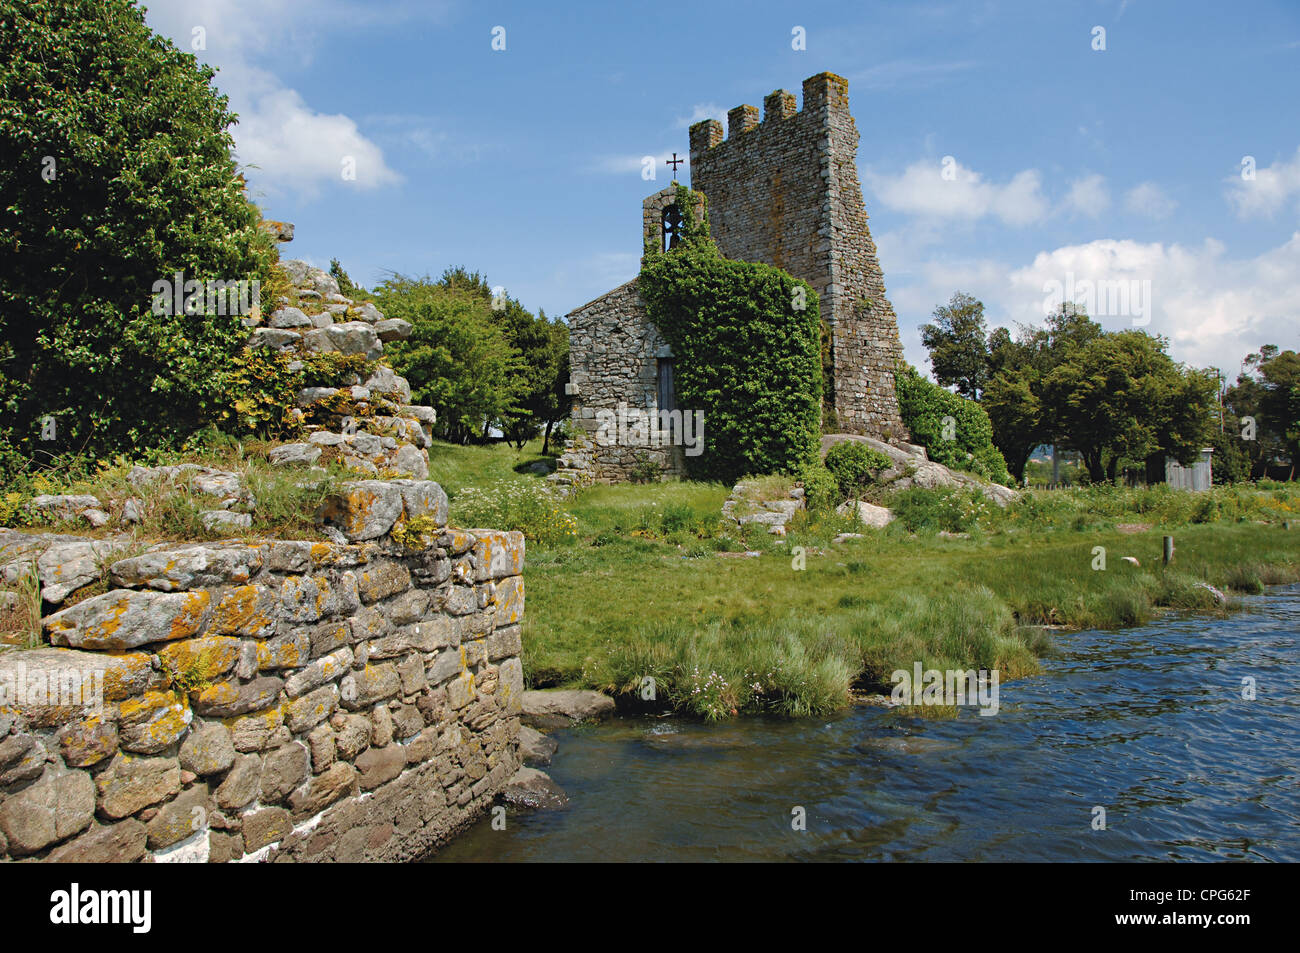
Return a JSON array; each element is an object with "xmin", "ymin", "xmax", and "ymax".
[{"xmin": 666, "ymin": 152, "xmax": 684, "ymax": 177}]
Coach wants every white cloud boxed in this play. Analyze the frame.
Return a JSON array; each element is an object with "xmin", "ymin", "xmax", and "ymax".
[
  {"xmin": 1225, "ymin": 147, "xmax": 1300, "ymax": 219},
  {"xmin": 676, "ymin": 103, "xmax": 728, "ymax": 133},
  {"xmin": 1124, "ymin": 182, "xmax": 1178, "ymax": 219},
  {"xmin": 864, "ymin": 159, "xmax": 1049, "ymax": 226},
  {"xmin": 1064, "ymin": 174, "xmax": 1110, "ymax": 217},
  {"xmin": 884, "ymin": 234, "xmax": 1300, "ymax": 375},
  {"xmin": 141, "ymin": 0, "xmax": 422, "ymax": 198}
]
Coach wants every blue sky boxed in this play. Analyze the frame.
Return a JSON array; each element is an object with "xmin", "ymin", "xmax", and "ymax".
[{"xmin": 143, "ymin": 0, "xmax": 1300, "ymax": 378}]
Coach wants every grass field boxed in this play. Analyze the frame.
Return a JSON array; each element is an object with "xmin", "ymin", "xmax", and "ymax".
[
  {"xmin": 422, "ymin": 439, "xmax": 1300, "ymax": 719},
  {"xmin": 6, "ymin": 438, "xmax": 1296, "ymax": 719}
]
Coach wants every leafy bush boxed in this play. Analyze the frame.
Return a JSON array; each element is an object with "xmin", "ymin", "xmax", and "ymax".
[
  {"xmin": 888, "ymin": 486, "xmax": 994, "ymax": 533},
  {"xmin": 209, "ymin": 349, "xmax": 301, "ymax": 439},
  {"xmin": 451, "ymin": 479, "xmax": 577, "ymax": 546},
  {"xmin": 0, "ymin": 0, "xmax": 276, "ymax": 461},
  {"xmin": 797, "ymin": 463, "xmax": 839, "ymax": 512},
  {"xmin": 640, "ymin": 185, "xmax": 822, "ymax": 484},
  {"xmin": 823, "ymin": 442, "xmax": 891, "ymax": 499},
  {"xmin": 895, "ymin": 364, "xmax": 1011, "ymax": 485}
]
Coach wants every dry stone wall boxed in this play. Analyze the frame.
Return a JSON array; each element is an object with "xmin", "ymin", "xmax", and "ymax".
[
  {"xmin": 250, "ymin": 260, "xmax": 436, "ymax": 481},
  {"xmin": 689, "ymin": 72, "xmax": 908, "ymax": 440},
  {"xmin": 0, "ymin": 482, "xmax": 525, "ymax": 863}
]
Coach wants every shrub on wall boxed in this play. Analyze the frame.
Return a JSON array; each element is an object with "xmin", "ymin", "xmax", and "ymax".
[
  {"xmin": 0, "ymin": 0, "xmax": 276, "ymax": 462},
  {"xmin": 640, "ymin": 185, "xmax": 823, "ymax": 484},
  {"xmin": 895, "ymin": 364, "xmax": 1012, "ymax": 485}
]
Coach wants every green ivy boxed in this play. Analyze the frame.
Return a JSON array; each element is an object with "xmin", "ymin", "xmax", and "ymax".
[
  {"xmin": 895, "ymin": 364, "xmax": 1012, "ymax": 485},
  {"xmin": 639, "ymin": 186, "xmax": 823, "ymax": 483}
]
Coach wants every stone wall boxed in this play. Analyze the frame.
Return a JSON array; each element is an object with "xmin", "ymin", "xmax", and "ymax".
[
  {"xmin": 689, "ymin": 72, "xmax": 908, "ymax": 440},
  {"xmin": 249, "ymin": 259, "xmax": 437, "ymax": 481},
  {"xmin": 554, "ymin": 278, "xmax": 685, "ymax": 487},
  {"xmin": 0, "ymin": 481, "xmax": 525, "ymax": 863}
]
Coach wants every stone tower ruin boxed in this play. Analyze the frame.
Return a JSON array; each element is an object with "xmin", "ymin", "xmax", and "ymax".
[
  {"xmin": 689, "ymin": 72, "xmax": 907, "ymax": 439},
  {"xmin": 553, "ymin": 72, "xmax": 907, "ymax": 488}
]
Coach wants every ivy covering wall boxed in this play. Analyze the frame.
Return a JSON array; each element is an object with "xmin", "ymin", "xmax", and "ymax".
[{"xmin": 639, "ymin": 185, "xmax": 823, "ymax": 483}]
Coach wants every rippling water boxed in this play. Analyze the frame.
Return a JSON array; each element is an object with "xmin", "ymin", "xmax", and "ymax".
[{"xmin": 433, "ymin": 585, "xmax": 1300, "ymax": 862}]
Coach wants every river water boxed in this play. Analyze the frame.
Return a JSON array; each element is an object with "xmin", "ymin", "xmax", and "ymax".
[{"xmin": 434, "ymin": 585, "xmax": 1300, "ymax": 862}]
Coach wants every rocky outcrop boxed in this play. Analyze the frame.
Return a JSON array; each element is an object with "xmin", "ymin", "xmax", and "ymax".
[
  {"xmin": 249, "ymin": 260, "xmax": 430, "ymax": 481},
  {"xmin": 721, "ymin": 482, "xmax": 806, "ymax": 536},
  {"xmin": 821, "ymin": 434, "xmax": 1018, "ymax": 507}
]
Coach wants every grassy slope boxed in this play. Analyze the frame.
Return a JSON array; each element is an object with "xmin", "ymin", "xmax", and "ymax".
[{"xmin": 425, "ymin": 440, "xmax": 1300, "ymax": 719}]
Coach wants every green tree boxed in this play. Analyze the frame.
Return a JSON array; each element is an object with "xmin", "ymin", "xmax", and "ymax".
[
  {"xmin": 920, "ymin": 292, "xmax": 990, "ymax": 399},
  {"xmin": 374, "ymin": 276, "xmax": 526, "ymax": 444},
  {"xmin": 0, "ymin": 0, "xmax": 275, "ymax": 463},
  {"xmin": 1042, "ymin": 331, "xmax": 1216, "ymax": 482}
]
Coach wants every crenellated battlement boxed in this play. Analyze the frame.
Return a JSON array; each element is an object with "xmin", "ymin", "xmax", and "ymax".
[
  {"xmin": 687, "ymin": 71, "xmax": 907, "ymax": 441},
  {"xmin": 688, "ymin": 72, "xmax": 850, "ymax": 156}
]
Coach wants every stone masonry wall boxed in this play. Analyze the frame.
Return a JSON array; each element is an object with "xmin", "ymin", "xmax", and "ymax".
[
  {"xmin": 689, "ymin": 72, "xmax": 908, "ymax": 440},
  {"xmin": 0, "ymin": 481, "xmax": 525, "ymax": 863},
  {"xmin": 554, "ymin": 278, "xmax": 684, "ymax": 486}
]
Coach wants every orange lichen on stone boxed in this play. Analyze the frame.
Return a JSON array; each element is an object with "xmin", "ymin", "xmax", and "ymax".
[{"xmin": 211, "ymin": 585, "xmax": 273, "ymax": 637}]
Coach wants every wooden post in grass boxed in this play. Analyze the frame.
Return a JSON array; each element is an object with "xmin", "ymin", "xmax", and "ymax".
[{"xmin": 1163, "ymin": 535, "xmax": 1174, "ymax": 566}]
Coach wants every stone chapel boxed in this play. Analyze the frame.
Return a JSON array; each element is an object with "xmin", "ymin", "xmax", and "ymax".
[{"xmin": 555, "ymin": 72, "xmax": 908, "ymax": 486}]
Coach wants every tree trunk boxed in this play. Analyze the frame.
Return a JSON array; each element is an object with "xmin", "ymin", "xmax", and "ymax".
[{"xmin": 542, "ymin": 419, "xmax": 554, "ymax": 456}]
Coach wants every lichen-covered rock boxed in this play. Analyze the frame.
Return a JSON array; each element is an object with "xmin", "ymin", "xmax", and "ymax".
[
  {"xmin": 110, "ymin": 544, "xmax": 262, "ymax": 592},
  {"xmin": 284, "ymin": 685, "xmax": 338, "ymax": 734},
  {"xmin": 193, "ymin": 676, "xmax": 283, "ymax": 718},
  {"xmin": 342, "ymin": 663, "xmax": 401, "ymax": 710},
  {"xmin": 279, "ymin": 574, "xmax": 360, "ymax": 624},
  {"xmin": 242, "ymin": 806, "xmax": 292, "ymax": 852},
  {"xmin": 35, "ymin": 539, "xmax": 132, "ymax": 604},
  {"xmin": 321, "ymin": 481, "xmax": 405, "ymax": 541},
  {"xmin": 45, "ymin": 589, "xmax": 210, "ymax": 651},
  {"xmin": 210, "ymin": 585, "xmax": 277, "ymax": 637},
  {"xmin": 0, "ymin": 765, "xmax": 95, "ymax": 855},
  {"xmin": 57, "ymin": 716, "xmax": 119, "ymax": 768},
  {"xmin": 94, "ymin": 753, "xmax": 182, "ymax": 819},
  {"xmin": 179, "ymin": 724, "xmax": 236, "ymax": 776},
  {"xmin": 117, "ymin": 691, "xmax": 191, "ymax": 754}
]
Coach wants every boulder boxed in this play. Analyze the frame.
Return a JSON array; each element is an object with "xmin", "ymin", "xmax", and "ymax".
[
  {"xmin": 836, "ymin": 500, "xmax": 895, "ymax": 528},
  {"xmin": 520, "ymin": 689, "xmax": 614, "ymax": 729},
  {"xmin": 518, "ymin": 725, "xmax": 557, "ymax": 767},
  {"xmin": 502, "ymin": 767, "xmax": 568, "ymax": 810}
]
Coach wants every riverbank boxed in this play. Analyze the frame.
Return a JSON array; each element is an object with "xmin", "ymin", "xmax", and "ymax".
[
  {"xmin": 411, "ymin": 440, "xmax": 1300, "ymax": 720},
  {"xmin": 433, "ymin": 583, "xmax": 1300, "ymax": 862}
]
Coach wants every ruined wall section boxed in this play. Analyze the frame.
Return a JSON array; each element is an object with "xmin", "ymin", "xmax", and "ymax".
[
  {"xmin": 0, "ymin": 484, "xmax": 524, "ymax": 863},
  {"xmin": 689, "ymin": 73, "xmax": 908, "ymax": 440}
]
